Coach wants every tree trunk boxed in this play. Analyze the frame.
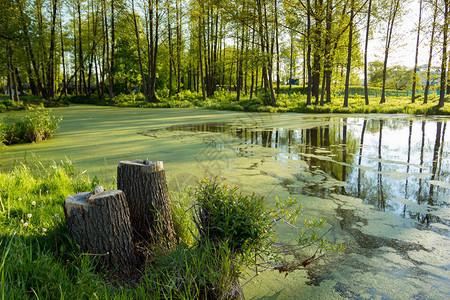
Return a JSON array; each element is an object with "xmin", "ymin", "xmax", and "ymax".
[
  {"xmin": 424, "ymin": 0, "xmax": 437, "ymax": 105},
  {"xmin": 306, "ymin": 0, "xmax": 312, "ymax": 105},
  {"xmin": 132, "ymin": 0, "xmax": 148, "ymax": 101},
  {"xmin": 47, "ymin": 0, "xmax": 57, "ymax": 99},
  {"xmin": 364, "ymin": 0, "xmax": 372, "ymax": 105},
  {"xmin": 380, "ymin": 0, "xmax": 400, "ymax": 104},
  {"xmin": 411, "ymin": 0, "xmax": 423, "ymax": 103},
  {"xmin": 64, "ymin": 188, "xmax": 139, "ymax": 276},
  {"xmin": 344, "ymin": 0, "xmax": 354, "ymax": 108},
  {"xmin": 168, "ymin": 3, "xmax": 173, "ymax": 97},
  {"xmin": 7, "ymin": 45, "xmax": 19, "ymax": 102},
  {"xmin": 109, "ymin": 0, "xmax": 115, "ymax": 101},
  {"xmin": 199, "ymin": 16, "xmax": 207, "ymax": 101},
  {"xmin": 117, "ymin": 160, "xmax": 177, "ymax": 250},
  {"xmin": 176, "ymin": 0, "xmax": 182, "ymax": 93},
  {"xmin": 439, "ymin": 0, "xmax": 449, "ymax": 107},
  {"xmin": 60, "ymin": 9, "xmax": 67, "ymax": 97}
]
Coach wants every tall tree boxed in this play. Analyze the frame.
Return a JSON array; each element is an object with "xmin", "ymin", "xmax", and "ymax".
[
  {"xmin": 47, "ymin": 0, "xmax": 58, "ymax": 99},
  {"xmin": 343, "ymin": 0, "xmax": 355, "ymax": 108},
  {"xmin": 439, "ymin": 0, "xmax": 449, "ymax": 107},
  {"xmin": 363, "ymin": 0, "xmax": 372, "ymax": 105},
  {"xmin": 423, "ymin": 0, "xmax": 438, "ymax": 104},
  {"xmin": 411, "ymin": 0, "xmax": 423, "ymax": 103},
  {"xmin": 380, "ymin": 0, "xmax": 401, "ymax": 104},
  {"xmin": 132, "ymin": 0, "xmax": 148, "ymax": 101}
]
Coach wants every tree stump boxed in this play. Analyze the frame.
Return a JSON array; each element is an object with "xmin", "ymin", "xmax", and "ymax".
[
  {"xmin": 64, "ymin": 188, "xmax": 139, "ymax": 276},
  {"xmin": 117, "ymin": 160, "xmax": 177, "ymax": 250}
]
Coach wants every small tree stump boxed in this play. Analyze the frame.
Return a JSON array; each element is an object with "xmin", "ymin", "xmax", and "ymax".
[
  {"xmin": 117, "ymin": 160, "xmax": 177, "ymax": 249},
  {"xmin": 64, "ymin": 189, "xmax": 139, "ymax": 275}
]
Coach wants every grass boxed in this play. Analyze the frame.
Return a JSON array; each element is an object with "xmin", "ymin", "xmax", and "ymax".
[
  {"xmin": 2, "ymin": 87, "xmax": 449, "ymax": 115},
  {"xmin": 72, "ymin": 88, "xmax": 450, "ymax": 115},
  {"xmin": 0, "ymin": 159, "xmax": 107, "ymax": 299},
  {"xmin": 0, "ymin": 160, "xmax": 342, "ymax": 298}
]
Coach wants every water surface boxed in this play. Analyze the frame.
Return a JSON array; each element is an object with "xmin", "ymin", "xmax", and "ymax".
[{"xmin": 1, "ymin": 106, "xmax": 448, "ymax": 299}]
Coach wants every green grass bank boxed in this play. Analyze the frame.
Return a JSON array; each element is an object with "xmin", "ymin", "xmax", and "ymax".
[{"xmin": 2, "ymin": 86, "xmax": 449, "ymax": 115}]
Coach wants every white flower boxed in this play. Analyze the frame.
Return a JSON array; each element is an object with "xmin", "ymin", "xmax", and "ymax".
[
  {"xmin": 31, "ymin": 201, "xmax": 36, "ymax": 206},
  {"xmin": 27, "ymin": 213, "xmax": 32, "ymax": 218},
  {"xmin": 42, "ymin": 228, "xmax": 47, "ymax": 232},
  {"xmin": 20, "ymin": 219, "xmax": 24, "ymax": 223},
  {"xmin": 23, "ymin": 222, "xmax": 29, "ymax": 227},
  {"xmin": 18, "ymin": 198, "xmax": 22, "ymax": 201}
]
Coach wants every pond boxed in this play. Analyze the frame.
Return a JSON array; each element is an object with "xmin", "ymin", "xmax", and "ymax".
[{"xmin": 1, "ymin": 105, "xmax": 448, "ymax": 299}]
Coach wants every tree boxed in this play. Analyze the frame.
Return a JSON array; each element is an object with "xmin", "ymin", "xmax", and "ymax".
[
  {"xmin": 424, "ymin": 0, "xmax": 438, "ymax": 104},
  {"xmin": 411, "ymin": 0, "xmax": 423, "ymax": 103},
  {"xmin": 369, "ymin": 61, "xmax": 413, "ymax": 90},
  {"xmin": 343, "ymin": 0, "xmax": 355, "ymax": 108},
  {"xmin": 379, "ymin": 0, "xmax": 402, "ymax": 104},
  {"xmin": 439, "ymin": 0, "xmax": 449, "ymax": 107},
  {"xmin": 363, "ymin": 0, "xmax": 372, "ymax": 105}
]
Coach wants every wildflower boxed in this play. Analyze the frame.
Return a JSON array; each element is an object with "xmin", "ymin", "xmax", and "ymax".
[
  {"xmin": 31, "ymin": 201, "xmax": 36, "ymax": 206},
  {"xmin": 20, "ymin": 219, "xmax": 24, "ymax": 223},
  {"xmin": 23, "ymin": 222, "xmax": 29, "ymax": 227},
  {"xmin": 27, "ymin": 213, "xmax": 32, "ymax": 218},
  {"xmin": 42, "ymin": 228, "xmax": 47, "ymax": 232},
  {"xmin": 18, "ymin": 198, "xmax": 22, "ymax": 201}
]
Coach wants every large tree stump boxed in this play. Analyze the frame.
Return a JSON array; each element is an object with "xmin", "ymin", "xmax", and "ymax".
[
  {"xmin": 117, "ymin": 160, "xmax": 177, "ymax": 250},
  {"xmin": 64, "ymin": 188, "xmax": 139, "ymax": 276}
]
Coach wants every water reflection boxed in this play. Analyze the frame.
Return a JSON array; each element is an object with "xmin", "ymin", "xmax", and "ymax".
[{"xmin": 146, "ymin": 117, "xmax": 449, "ymax": 227}]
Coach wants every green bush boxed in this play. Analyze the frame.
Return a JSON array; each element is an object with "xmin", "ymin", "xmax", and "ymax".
[
  {"xmin": 192, "ymin": 178, "xmax": 273, "ymax": 255},
  {"xmin": 1, "ymin": 109, "xmax": 61, "ymax": 145}
]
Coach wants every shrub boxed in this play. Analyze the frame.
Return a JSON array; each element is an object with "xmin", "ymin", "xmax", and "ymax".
[
  {"xmin": 258, "ymin": 91, "xmax": 273, "ymax": 106},
  {"xmin": 1, "ymin": 109, "xmax": 61, "ymax": 145},
  {"xmin": 192, "ymin": 178, "xmax": 273, "ymax": 255},
  {"xmin": 22, "ymin": 110, "xmax": 62, "ymax": 143}
]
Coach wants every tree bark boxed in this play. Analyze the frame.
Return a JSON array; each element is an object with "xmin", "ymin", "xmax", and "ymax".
[
  {"xmin": 64, "ymin": 189, "xmax": 139, "ymax": 276},
  {"xmin": 199, "ymin": 16, "xmax": 207, "ymax": 101},
  {"xmin": 439, "ymin": 0, "xmax": 449, "ymax": 107},
  {"xmin": 343, "ymin": 0, "xmax": 354, "ymax": 108},
  {"xmin": 306, "ymin": 0, "xmax": 312, "ymax": 105},
  {"xmin": 364, "ymin": 0, "xmax": 372, "ymax": 105},
  {"xmin": 424, "ymin": 0, "xmax": 438, "ymax": 104},
  {"xmin": 132, "ymin": 0, "xmax": 148, "ymax": 101},
  {"xmin": 380, "ymin": 0, "xmax": 400, "ymax": 104},
  {"xmin": 411, "ymin": 0, "xmax": 423, "ymax": 103},
  {"xmin": 117, "ymin": 160, "xmax": 177, "ymax": 250}
]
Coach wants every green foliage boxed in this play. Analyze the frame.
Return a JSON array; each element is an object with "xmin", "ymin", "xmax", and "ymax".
[
  {"xmin": 368, "ymin": 61, "xmax": 414, "ymax": 90},
  {"xmin": 0, "ymin": 95, "xmax": 68, "ymax": 113},
  {"xmin": 139, "ymin": 241, "xmax": 239, "ymax": 299},
  {"xmin": 0, "ymin": 109, "xmax": 61, "ymax": 145},
  {"xmin": 192, "ymin": 178, "xmax": 273, "ymax": 255},
  {"xmin": 170, "ymin": 189, "xmax": 197, "ymax": 247}
]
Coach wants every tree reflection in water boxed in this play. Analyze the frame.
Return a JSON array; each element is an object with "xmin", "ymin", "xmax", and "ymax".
[{"xmin": 151, "ymin": 117, "xmax": 449, "ymax": 227}]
